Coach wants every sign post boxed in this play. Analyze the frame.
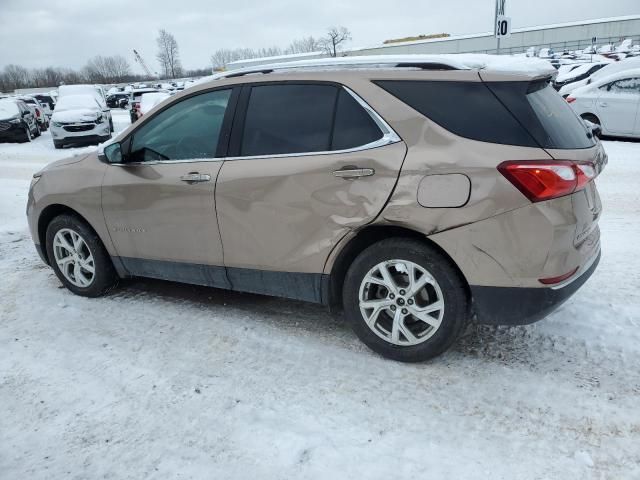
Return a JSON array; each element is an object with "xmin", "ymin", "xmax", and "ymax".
[{"xmin": 494, "ymin": 0, "xmax": 510, "ymax": 54}]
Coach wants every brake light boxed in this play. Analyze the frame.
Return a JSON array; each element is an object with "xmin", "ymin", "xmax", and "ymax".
[
  {"xmin": 35, "ymin": 110, "xmax": 40, "ymax": 118},
  {"xmin": 498, "ymin": 160, "xmax": 597, "ymax": 202},
  {"xmin": 566, "ymin": 96, "xmax": 576, "ymax": 103}
]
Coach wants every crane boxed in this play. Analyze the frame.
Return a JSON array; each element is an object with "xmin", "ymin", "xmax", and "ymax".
[{"xmin": 132, "ymin": 49, "xmax": 155, "ymax": 79}]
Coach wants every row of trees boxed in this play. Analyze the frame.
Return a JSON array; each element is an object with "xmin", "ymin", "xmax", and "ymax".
[
  {"xmin": 0, "ymin": 55, "xmax": 139, "ymax": 92},
  {"xmin": 0, "ymin": 26, "xmax": 352, "ymax": 92},
  {"xmin": 211, "ymin": 27, "xmax": 351, "ymax": 69}
]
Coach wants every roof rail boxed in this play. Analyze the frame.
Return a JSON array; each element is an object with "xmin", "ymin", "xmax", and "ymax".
[{"xmin": 214, "ymin": 55, "xmax": 470, "ymax": 80}]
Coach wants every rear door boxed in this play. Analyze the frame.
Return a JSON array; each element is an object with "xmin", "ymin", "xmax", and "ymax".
[
  {"xmin": 596, "ymin": 77, "xmax": 640, "ymax": 135},
  {"xmin": 215, "ymin": 82, "xmax": 406, "ymax": 300}
]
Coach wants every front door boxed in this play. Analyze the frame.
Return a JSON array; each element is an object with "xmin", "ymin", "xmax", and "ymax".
[
  {"xmin": 215, "ymin": 83, "xmax": 406, "ymax": 301},
  {"xmin": 102, "ymin": 88, "xmax": 236, "ymax": 286}
]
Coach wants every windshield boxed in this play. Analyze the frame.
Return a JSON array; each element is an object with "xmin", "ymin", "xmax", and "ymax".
[
  {"xmin": 55, "ymin": 94, "xmax": 99, "ymax": 111},
  {"xmin": 0, "ymin": 100, "xmax": 20, "ymax": 119}
]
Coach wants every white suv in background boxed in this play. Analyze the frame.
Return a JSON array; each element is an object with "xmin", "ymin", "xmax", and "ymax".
[
  {"xmin": 58, "ymin": 85, "xmax": 113, "ymax": 133},
  {"xmin": 567, "ymin": 68, "xmax": 640, "ymax": 139},
  {"xmin": 50, "ymin": 94, "xmax": 111, "ymax": 148}
]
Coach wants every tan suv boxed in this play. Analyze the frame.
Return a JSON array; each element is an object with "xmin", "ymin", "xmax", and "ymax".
[{"xmin": 27, "ymin": 56, "xmax": 605, "ymax": 362}]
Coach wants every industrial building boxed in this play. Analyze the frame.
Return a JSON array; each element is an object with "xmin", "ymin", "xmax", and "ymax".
[
  {"xmin": 226, "ymin": 15, "xmax": 640, "ymax": 69},
  {"xmin": 347, "ymin": 14, "xmax": 640, "ymax": 56}
]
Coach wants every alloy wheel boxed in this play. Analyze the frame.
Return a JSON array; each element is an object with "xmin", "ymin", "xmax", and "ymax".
[
  {"xmin": 52, "ymin": 228, "xmax": 95, "ymax": 288},
  {"xmin": 358, "ymin": 259, "xmax": 445, "ymax": 346}
]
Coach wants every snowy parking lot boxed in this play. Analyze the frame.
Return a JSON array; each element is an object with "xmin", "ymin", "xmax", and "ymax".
[{"xmin": 1, "ymin": 111, "xmax": 639, "ymax": 479}]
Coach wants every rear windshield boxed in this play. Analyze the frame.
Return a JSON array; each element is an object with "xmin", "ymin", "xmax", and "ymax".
[
  {"xmin": 34, "ymin": 95, "xmax": 54, "ymax": 109},
  {"xmin": 488, "ymin": 80, "xmax": 595, "ymax": 149},
  {"xmin": 375, "ymin": 79, "xmax": 595, "ymax": 149}
]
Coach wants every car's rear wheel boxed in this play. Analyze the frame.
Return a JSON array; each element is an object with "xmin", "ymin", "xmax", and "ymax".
[
  {"xmin": 22, "ymin": 127, "xmax": 32, "ymax": 143},
  {"xmin": 53, "ymin": 140, "xmax": 63, "ymax": 149},
  {"xmin": 45, "ymin": 214, "xmax": 119, "ymax": 297},
  {"xmin": 343, "ymin": 238, "xmax": 468, "ymax": 362}
]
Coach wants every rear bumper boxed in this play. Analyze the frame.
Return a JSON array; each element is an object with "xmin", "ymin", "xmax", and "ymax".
[{"xmin": 471, "ymin": 249, "xmax": 600, "ymax": 325}]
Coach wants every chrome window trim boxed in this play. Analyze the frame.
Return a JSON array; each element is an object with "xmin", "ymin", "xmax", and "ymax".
[{"xmin": 110, "ymin": 85, "xmax": 401, "ymax": 166}]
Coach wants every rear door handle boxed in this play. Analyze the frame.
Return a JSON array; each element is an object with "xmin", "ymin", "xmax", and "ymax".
[
  {"xmin": 180, "ymin": 173, "xmax": 211, "ymax": 183},
  {"xmin": 598, "ymin": 102, "xmax": 608, "ymax": 108},
  {"xmin": 332, "ymin": 166, "xmax": 375, "ymax": 179}
]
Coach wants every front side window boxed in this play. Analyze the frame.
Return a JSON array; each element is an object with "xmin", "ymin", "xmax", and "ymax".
[{"xmin": 130, "ymin": 89, "xmax": 231, "ymax": 162}]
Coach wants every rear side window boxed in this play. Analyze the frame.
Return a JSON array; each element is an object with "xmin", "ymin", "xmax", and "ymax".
[
  {"xmin": 332, "ymin": 89, "xmax": 383, "ymax": 150},
  {"xmin": 376, "ymin": 80, "xmax": 594, "ymax": 149},
  {"xmin": 241, "ymin": 84, "xmax": 336, "ymax": 156},
  {"xmin": 239, "ymin": 83, "xmax": 385, "ymax": 156}
]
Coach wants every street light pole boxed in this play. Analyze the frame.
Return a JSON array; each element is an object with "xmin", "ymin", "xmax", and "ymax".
[{"xmin": 494, "ymin": 0, "xmax": 506, "ymax": 55}]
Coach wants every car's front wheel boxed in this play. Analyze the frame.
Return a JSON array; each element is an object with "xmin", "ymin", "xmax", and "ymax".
[
  {"xmin": 343, "ymin": 238, "xmax": 469, "ymax": 362},
  {"xmin": 45, "ymin": 214, "xmax": 119, "ymax": 297}
]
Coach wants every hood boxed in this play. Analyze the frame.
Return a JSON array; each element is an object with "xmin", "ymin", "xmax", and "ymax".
[
  {"xmin": 38, "ymin": 153, "xmax": 92, "ymax": 175},
  {"xmin": 52, "ymin": 109, "xmax": 100, "ymax": 123}
]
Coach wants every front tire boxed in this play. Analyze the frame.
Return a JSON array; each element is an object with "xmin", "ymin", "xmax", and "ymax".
[
  {"xmin": 45, "ymin": 214, "xmax": 119, "ymax": 297},
  {"xmin": 343, "ymin": 238, "xmax": 469, "ymax": 362}
]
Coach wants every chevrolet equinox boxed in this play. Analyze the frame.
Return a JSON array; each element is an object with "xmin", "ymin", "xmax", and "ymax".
[{"xmin": 27, "ymin": 56, "xmax": 605, "ymax": 362}]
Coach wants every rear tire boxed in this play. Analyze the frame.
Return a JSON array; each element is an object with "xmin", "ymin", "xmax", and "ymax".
[
  {"xmin": 45, "ymin": 214, "xmax": 119, "ymax": 297},
  {"xmin": 53, "ymin": 140, "xmax": 63, "ymax": 149},
  {"xmin": 343, "ymin": 238, "xmax": 469, "ymax": 362},
  {"xmin": 22, "ymin": 127, "xmax": 32, "ymax": 143}
]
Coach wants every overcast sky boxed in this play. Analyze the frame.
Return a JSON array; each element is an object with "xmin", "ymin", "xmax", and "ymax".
[{"xmin": 1, "ymin": 0, "xmax": 638, "ymax": 73}]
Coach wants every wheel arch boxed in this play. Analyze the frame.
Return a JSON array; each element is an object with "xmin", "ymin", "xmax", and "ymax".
[
  {"xmin": 37, "ymin": 204, "xmax": 102, "ymax": 264},
  {"xmin": 580, "ymin": 112, "xmax": 600, "ymax": 124},
  {"xmin": 326, "ymin": 225, "xmax": 470, "ymax": 313}
]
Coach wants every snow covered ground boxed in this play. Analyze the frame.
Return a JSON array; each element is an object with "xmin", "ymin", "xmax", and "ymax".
[{"xmin": 1, "ymin": 113, "xmax": 639, "ymax": 479}]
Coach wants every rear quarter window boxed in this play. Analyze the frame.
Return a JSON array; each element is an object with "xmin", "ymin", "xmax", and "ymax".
[{"xmin": 376, "ymin": 79, "xmax": 595, "ymax": 149}]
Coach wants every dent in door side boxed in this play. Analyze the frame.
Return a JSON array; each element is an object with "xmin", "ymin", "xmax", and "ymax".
[{"xmin": 215, "ymin": 141, "xmax": 407, "ymax": 274}]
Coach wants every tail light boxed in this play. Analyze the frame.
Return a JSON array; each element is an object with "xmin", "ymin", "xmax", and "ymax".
[
  {"xmin": 35, "ymin": 110, "xmax": 41, "ymax": 118},
  {"xmin": 566, "ymin": 96, "xmax": 576, "ymax": 103},
  {"xmin": 498, "ymin": 160, "xmax": 597, "ymax": 202}
]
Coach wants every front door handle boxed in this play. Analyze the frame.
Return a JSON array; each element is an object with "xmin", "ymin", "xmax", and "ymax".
[
  {"xmin": 598, "ymin": 102, "xmax": 608, "ymax": 108},
  {"xmin": 180, "ymin": 173, "xmax": 211, "ymax": 183},
  {"xmin": 333, "ymin": 166, "xmax": 375, "ymax": 179}
]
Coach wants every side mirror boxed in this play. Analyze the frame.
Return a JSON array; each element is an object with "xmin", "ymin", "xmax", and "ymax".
[{"xmin": 100, "ymin": 142, "xmax": 123, "ymax": 163}]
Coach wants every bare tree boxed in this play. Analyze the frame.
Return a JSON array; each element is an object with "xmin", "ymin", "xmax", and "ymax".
[
  {"xmin": 82, "ymin": 55, "xmax": 133, "ymax": 83},
  {"xmin": 156, "ymin": 29, "xmax": 182, "ymax": 78},
  {"xmin": 286, "ymin": 36, "xmax": 320, "ymax": 54},
  {"xmin": 319, "ymin": 26, "xmax": 351, "ymax": 57}
]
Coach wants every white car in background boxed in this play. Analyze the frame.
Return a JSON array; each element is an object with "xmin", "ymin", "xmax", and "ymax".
[
  {"xmin": 58, "ymin": 84, "xmax": 113, "ymax": 133},
  {"xmin": 50, "ymin": 94, "xmax": 111, "ymax": 148},
  {"xmin": 559, "ymin": 56, "xmax": 640, "ymax": 97},
  {"xmin": 567, "ymin": 68, "xmax": 640, "ymax": 139}
]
